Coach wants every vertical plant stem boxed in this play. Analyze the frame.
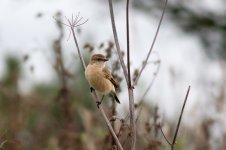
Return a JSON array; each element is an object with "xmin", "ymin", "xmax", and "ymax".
[
  {"xmin": 108, "ymin": 0, "xmax": 129, "ymax": 85},
  {"xmin": 111, "ymin": 99, "xmax": 117, "ymax": 146},
  {"xmin": 128, "ymin": 89, "xmax": 136, "ymax": 149},
  {"xmin": 126, "ymin": 0, "xmax": 136, "ymax": 149},
  {"xmin": 171, "ymin": 86, "xmax": 191, "ymax": 150},
  {"xmin": 126, "ymin": 0, "xmax": 131, "ymax": 87}
]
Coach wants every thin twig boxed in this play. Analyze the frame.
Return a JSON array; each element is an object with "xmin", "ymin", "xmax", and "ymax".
[
  {"xmin": 140, "ymin": 55, "xmax": 161, "ymax": 103},
  {"xmin": 159, "ymin": 124, "xmax": 172, "ymax": 146},
  {"xmin": 54, "ymin": 14, "xmax": 123, "ymax": 150},
  {"xmin": 135, "ymin": 55, "xmax": 161, "ymax": 122},
  {"xmin": 135, "ymin": 106, "xmax": 143, "ymax": 123},
  {"xmin": 108, "ymin": 0, "xmax": 129, "ymax": 85},
  {"xmin": 74, "ymin": 12, "xmax": 80, "ymax": 24},
  {"xmin": 75, "ymin": 19, "xmax": 89, "ymax": 27},
  {"xmin": 92, "ymin": 92, "xmax": 123, "ymax": 150},
  {"xmin": 160, "ymin": 86, "xmax": 191, "ymax": 150},
  {"xmin": 133, "ymin": 0, "xmax": 168, "ymax": 86},
  {"xmin": 171, "ymin": 85, "xmax": 190, "ymax": 149},
  {"xmin": 53, "ymin": 16, "xmax": 70, "ymax": 27},
  {"xmin": 67, "ymin": 18, "xmax": 86, "ymax": 70},
  {"xmin": 67, "ymin": 30, "xmax": 72, "ymax": 41},
  {"xmin": 141, "ymin": 63, "xmax": 160, "ymax": 101}
]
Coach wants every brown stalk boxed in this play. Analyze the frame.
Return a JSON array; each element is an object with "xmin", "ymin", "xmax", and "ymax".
[
  {"xmin": 55, "ymin": 15, "xmax": 123, "ymax": 150},
  {"xmin": 108, "ymin": 0, "xmax": 167, "ymax": 148},
  {"xmin": 160, "ymin": 86, "xmax": 191, "ymax": 150},
  {"xmin": 108, "ymin": 0, "xmax": 136, "ymax": 148},
  {"xmin": 108, "ymin": 0, "xmax": 129, "ymax": 85},
  {"xmin": 126, "ymin": 0, "xmax": 136, "ymax": 149}
]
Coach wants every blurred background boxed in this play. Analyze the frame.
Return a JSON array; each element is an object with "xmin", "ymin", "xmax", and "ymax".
[{"xmin": 0, "ymin": 0, "xmax": 226, "ymax": 149}]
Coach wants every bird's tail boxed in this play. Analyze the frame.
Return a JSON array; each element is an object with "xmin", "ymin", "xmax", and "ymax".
[{"xmin": 112, "ymin": 93, "xmax": 120, "ymax": 104}]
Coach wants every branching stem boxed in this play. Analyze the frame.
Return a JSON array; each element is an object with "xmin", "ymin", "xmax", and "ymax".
[
  {"xmin": 126, "ymin": 0, "xmax": 136, "ymax": 149},
  {"xmin": 160, "ymin": 86, "xmax": 191, "ymax": 150},
  {"xmin": 108, "ymin": 0, "xmax": 129, "ymax": 85},
  {"xmin": 54, "ymin": 14, "xmax": 123, "ymax": 150}
]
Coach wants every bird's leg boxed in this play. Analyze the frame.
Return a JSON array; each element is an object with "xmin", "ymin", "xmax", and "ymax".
[
  {"xmin": 96, "ymin": 95, "xmax": 105, "ymax": 108},
  {"xmin": 90, "ymin": 87, "xmax": 95, "ymax": 93}
]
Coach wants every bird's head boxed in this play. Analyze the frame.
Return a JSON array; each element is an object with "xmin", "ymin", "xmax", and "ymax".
[{"xmin": 90, "ymin": 54, "xmax": 108, "ymax": 67}]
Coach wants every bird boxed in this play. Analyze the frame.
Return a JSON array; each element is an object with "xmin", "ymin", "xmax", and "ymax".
[{"xmin": 85, "ymin": 54, "xmax": 120, "ymax": 107}]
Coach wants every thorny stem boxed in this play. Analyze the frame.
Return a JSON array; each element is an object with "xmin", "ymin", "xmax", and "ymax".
[
  {"xmin": 160, "ymin": 86, "xmax": 191, "ymax": 150},
  {"xmin": 133, "ymin": 0, "xmax": 168, "ymax": 86},
  {"xmin": 56, "ymin": 14, "xmax": 123, "ymax": 150}
]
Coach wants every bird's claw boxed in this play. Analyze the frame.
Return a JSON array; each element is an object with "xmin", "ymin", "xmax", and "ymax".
[
  {"xmin": 96, "ymin": 101, "xmax": 101, "ymax": 108},
  {"xmin": 90, "ymin": 87, "xmax": 94, "ymax": 93}
]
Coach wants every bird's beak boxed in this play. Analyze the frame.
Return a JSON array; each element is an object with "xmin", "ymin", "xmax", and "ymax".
[{"xmin": 103, "ymin": 58, "xmax": 109, "ymax": 61}]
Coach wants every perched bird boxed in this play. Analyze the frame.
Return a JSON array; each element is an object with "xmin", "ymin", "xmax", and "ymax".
[{"xmin": 85, "ymin": 54, "xmax": 120, "ymax": 107}]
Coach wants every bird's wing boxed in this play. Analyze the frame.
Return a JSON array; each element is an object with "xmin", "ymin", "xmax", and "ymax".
[{"xmin": 103, "ymin": 67, "xmax": 119, "ymax": 89}]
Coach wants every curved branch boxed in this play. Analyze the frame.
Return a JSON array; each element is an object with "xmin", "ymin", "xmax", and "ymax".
[{"xmin": 159, "ymin": 124, "xmax": 172, "ymax": 146}]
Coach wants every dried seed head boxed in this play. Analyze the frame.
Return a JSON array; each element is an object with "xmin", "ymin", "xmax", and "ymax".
[
  {"xmin": 133, "ymin": 69, "xmax": 139, "ymax": 82},
  {"xmin": 83, "ymin": 43, "xmax": 94, "ymax": 53},
  {"xmin": 99, "ymin": 42, "xmax": 104, "ymax": 49},
  {"xmin": 109, "ymin": 41, "xmax": 114, "ymax": 48}
]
